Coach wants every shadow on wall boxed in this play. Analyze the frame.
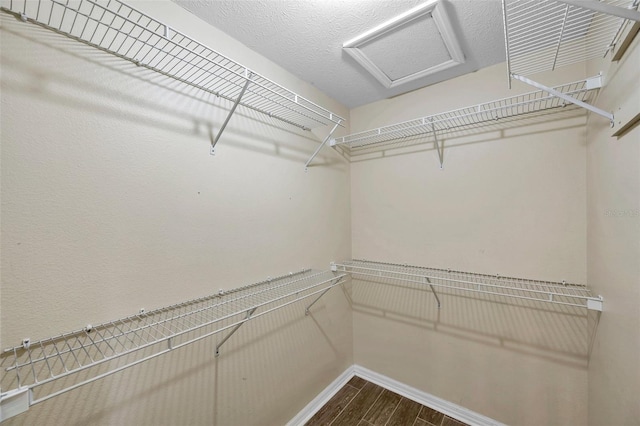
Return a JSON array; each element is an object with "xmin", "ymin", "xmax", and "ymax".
[
  {"xmin": 346, "ymin": 108, "xmax": 587, "ymax": 165},
  {"xmin": 0, "ymin": 287, "xmax": 350, "ymax": 426},
  {"xmin": 0, "ymin": 14, "xmax": 344, "ymax": 169},
  {"xmin": 346, "ymin": 276, "xmax": 599, "ymax": 370}
]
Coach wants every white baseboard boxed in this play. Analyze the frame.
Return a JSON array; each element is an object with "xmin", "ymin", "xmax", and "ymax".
[
  {"xmin": 353, "ymin": 365, "xmax": 505, "ymax": 426},
  {"xmin": 286, "ymin": 366, "xmax": 355, "ymax": 426},
  {"xmin": 288, "ymin": 364, "xmax": 504, "ymax": 426}
]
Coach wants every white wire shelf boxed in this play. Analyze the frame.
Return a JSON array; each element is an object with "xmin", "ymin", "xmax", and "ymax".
[
  {"xmin": 0, "ymin": 0, "xmax": 345, "ymax": 135},
  {"xmin": 331, "ymin": 77, "xmax": 601, "ymax": 153},
  {"xmin": 502, "ymin": 0, "xmax": 640, "ymax": 80},
  {"xmin": 0, "ymin": 269, "xmax": 346, "ymax": 419},
  {"xmin": 332, "ymin": 259, "xmax": 603, "ymax": 312}
]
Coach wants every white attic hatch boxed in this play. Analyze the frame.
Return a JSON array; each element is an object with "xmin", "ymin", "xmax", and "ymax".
[
  {"xmin": 0, "ymin": 0, "xmax": 638, "ymax": 422},
  {"xmin": 342, "ymin": 0, "xmax": 465, "ymax": 89}
]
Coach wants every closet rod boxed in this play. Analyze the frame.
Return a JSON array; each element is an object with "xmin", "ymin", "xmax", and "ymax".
[
  {"xmin": 332, "ymin": 260, "xmax": 603, "ymax": 311},
  {"xmin": 0, "ymin": 269, "xmax": 346, "ymax": 421}
]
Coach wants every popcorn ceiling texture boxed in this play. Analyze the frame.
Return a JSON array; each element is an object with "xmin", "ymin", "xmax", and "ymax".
[{"xmin": 174, "ymin": 0, "xmax": 506, "ymax": 108}]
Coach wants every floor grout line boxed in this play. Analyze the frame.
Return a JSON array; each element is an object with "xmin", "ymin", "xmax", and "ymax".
[
  {"xmin": 382, "ymin": 396, "xmax": 403, "ymax": 426},
  {"xmin": 359, "ymin": 385, "xmax": 385, "ymax": 424},
  {"xmin": 318, "ymin": 376, "xmax": 468, "ymax": 426},
  {"xmin": 327, "ymin": 381, "xmax": 363, "ymax": 426},
  {"xmin": 411, "ymin": 412, "xmax": 422, "ymax": 426}
]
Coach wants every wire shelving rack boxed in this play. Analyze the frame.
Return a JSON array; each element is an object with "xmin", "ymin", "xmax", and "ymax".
[
  {"xmin": 500, "ymin": 0, "xmax": 639, "ymax": 125},
  {"xmin": 0, "ymin": 0, "xmax": 345, "ymax": 151},
  {"xmin": 0, "ymin": 269, "xmax": 346, "ymax": 420},
  {"xmin": 332, "ymin": 259, "xmax": 603, "ymax": 312},
  {"xmin": 331, "ymin": 77, "xmax": 601, "ymax": 158},
  {"xmin": 502, "ymin": 0, "xmax": 639, "ymax": 81}
]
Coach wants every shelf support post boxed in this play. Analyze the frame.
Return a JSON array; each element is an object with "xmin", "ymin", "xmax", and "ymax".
[
  {"xmin": 501, "ymin": 0, "xmax": 512, "ymax": 88},
  {"xmin": 511, "ymin": 74, "xmax": 614, "ymax": 126},
  {"xmin": 555, "ymin": 0, "xmax": 640, "ymax": 22},
  {"xmin": 215, "ymin": 307, "xmax": 257, "ymax": 357},
  {"xmin": 211, "ymin": 71, "xmax": 253, "ymax": 153},
  {"xmin": 429, "ymin": 118, "xmax": 444, "ymax": 169},
  {"xmin": 305, "ymin": 278, "xmax": 344, "ymax": 315},
  {"xmin": 305, "ymin": 119, "xmax": 343, "ymax": 170},
  {"xmin": 425, "ymin": 277, "xmax": 441, "ymax": 309}
]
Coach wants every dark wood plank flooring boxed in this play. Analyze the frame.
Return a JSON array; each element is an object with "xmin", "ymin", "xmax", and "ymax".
[{"xmin": 305, "ymin": 376, "xmax": 469, "ymax": 426}]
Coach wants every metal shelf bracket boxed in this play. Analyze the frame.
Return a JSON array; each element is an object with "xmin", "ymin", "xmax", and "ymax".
[
  {"xmin": 305, "ymin": 119, "xmax": 343, "ymax": 170},
  {"xmin": 555, "ymin": 0, "xmax": 640, "ymax": 22},
  {"xmin": 511, "ymin": 74, "xmax": 614, "ymax": 126},
  {"xmin": 215, "ymin": 307, "xmax": 257, "ymax": 357},
  {"xmin": 430, "ymin": 118, "xmax": 444, "ymax": 169},
  {"xmin": 425, "ymin": 277, "xmax": 441, "ymax": 309},
  {"xmin": 304, "ymin": 277, "xmax": 344, "ymax": 315},
  {"xmin": 211, "ymin": 71, "xmax": 254, "ymax": 154}
]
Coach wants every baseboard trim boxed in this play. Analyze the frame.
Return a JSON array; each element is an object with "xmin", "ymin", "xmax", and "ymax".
[
  {"xmin": 353, "ymin": 365, "xmax": 505, "ymax": 426},
  {"xmin": 288, "ymin": 364, "xmax": 505, "ymax": 426},
  {"xmin": 286, "ymin": 366, "xmax": 355, "ymax": 426}
]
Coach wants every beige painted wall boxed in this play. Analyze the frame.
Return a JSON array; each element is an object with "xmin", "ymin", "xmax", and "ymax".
[
  {"xmin": 3, "ymin": 1, "xmax": 637, "ymax": 425},
  {"xmin": 350, "ymin": 62, "xmax": 590, "ymax": 425},
  {"xmin": 586, "ymin": 30, "xmax": 640, "ymax": 426},
  {"xmin": 0, "ymin": 1, "xmax": 351, "ymax": 424}
]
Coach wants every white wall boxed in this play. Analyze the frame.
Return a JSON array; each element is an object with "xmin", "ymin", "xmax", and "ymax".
[
  {"xmin": 349, "ymin": 62, "xmax": 590, "ymax": 425},
  {"xmin": 0, "ymin": 1, "xmax": 351, "ymax": 424},
  {"xmin": 586, "ymin": 29, "xmax": 640, "ymax": 426}
]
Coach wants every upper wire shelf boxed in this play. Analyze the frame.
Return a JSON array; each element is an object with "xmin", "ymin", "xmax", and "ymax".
[
  {"xmin": 0, "ymin": 0, "xmax": 345, "ymax": 133},
  {"xmin": 502, "ymin": 0, "xmax": 640, "ymax": 81},
  {"xmin": 0, "ymin": 269, "xmax": 346, "ymax": 419},
  {"xmin": 331, "ymin": 77, "xmax": 601, "ymax": 153},
  {"xmin": 332, "ymin": 259, "xmax": 603, "ymax": 311}
]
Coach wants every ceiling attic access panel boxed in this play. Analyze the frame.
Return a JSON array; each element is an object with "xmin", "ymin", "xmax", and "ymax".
[
  {"xmin": 0, "ymin": 0, "xmax": 345, "ymax": 159},
  {"xmin": 342, "ymin": 0, "xmax": 465, "ymax": 89}
]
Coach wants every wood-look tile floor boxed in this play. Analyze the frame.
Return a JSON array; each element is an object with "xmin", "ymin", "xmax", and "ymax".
[{"xmin": 305, "ymin": 376, "xmax": 470, "ymax": 426}]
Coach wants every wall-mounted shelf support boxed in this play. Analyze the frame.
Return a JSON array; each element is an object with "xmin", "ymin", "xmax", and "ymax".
[
  {"xmin": 503, "ymin": 0, "xmax": 638, "ymax": 86},
  {"xmin": 331, "ymin": 77, "xmax": 602, "ymax": 156},
  {"xmin": 555, "ymin": 0, "xmax": 640, "ymax": 22},
  {"xmin": 305, "ymin": 119, "xmax": 343, "ymax": 170},
  {"xmin": 215, "ymin": 307, "xmax": 257, "ymax": 357},
  {"xmin": 0, "ymin": 269, "xmax": 346, "ymax": 421},
  {"xmin": 0, "ymin": 0, "xmax": 345, "ymax": 163},
  {"xmin": 430, "ymin": 119, "xmax": 444, "ymax": 169},
  {"xmin": 333, "ymin": 260, "xmax": 604, "ymax": 312},
  {"xmin": 305, "ymin": 287, "xmax": 332, "ymax": 315},
  {"xmin": 425, "ymin": 277, "xmax": 441, "ymax": 308},
  {"xmin": 211, "ymin": 71, "xmax": 253, "ymax": 154},
  {"xmin": 511, "ymin": 74, "xmax": 614, "ymax": 126}
]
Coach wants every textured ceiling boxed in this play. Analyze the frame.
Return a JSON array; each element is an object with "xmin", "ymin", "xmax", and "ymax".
[{"xmin": 173, "ymin": 0, "xmax": 506, "ymax": 108}]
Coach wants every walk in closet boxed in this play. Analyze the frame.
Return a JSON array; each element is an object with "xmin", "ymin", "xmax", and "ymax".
[{"xmin": 1, "ymin": 0, "xmax": 638, "ymax": 425}]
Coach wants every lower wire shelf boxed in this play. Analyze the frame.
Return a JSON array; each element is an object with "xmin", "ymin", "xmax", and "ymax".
[
  {"xmin": 0, "ymin": 269, "xmax": 346, "ymax": 420},
  {"xmin": 332, "ymin": 259, "xmax": 603, "ymax": 311}
]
